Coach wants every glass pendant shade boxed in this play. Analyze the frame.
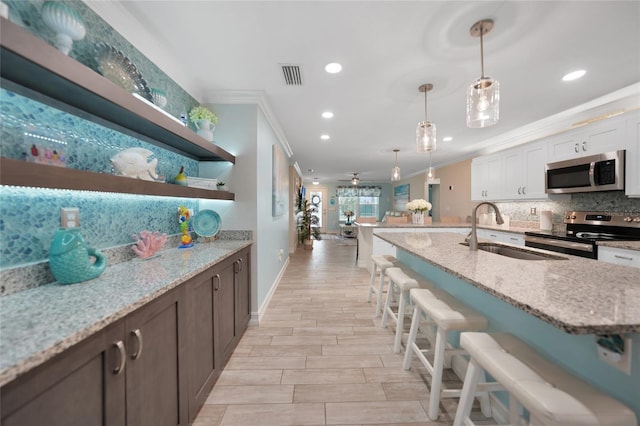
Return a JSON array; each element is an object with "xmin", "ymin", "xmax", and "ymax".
[
  {"xmin": 466, "ymin": 77, "xmax": 500, "ymax": 128},
  {"xmin": 391, "ymin": 166, "xmax": 401, "ymax": 181},
  {"xmin": 391, "ymin": 149, "xmax": 401, "ymax": 181},
  {"xmin": 467, "ymin": 19, "xmax": 499, "ymax": 128},
  {"xmin": 427, "ymin": 167, "xmax": 435, "ymax": 179},
  {"xmin": 416, "ymin": 121, "xmax": 437, "ymax": 152}
]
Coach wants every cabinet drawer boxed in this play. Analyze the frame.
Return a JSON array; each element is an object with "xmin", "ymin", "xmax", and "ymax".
[{"xmin": 598, "ymin": 247, "xmax": 640, "ymax": 268}]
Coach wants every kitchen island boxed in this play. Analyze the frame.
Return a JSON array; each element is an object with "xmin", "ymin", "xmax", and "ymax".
[{"xmin": 375, "ymin": 231, "xmax": 640, "ymax": 417}]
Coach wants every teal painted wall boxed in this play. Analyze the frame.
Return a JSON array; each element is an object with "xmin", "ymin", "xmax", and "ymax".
[{"xmin": 398, "ymin": 250, "xmax": 640, "ymax": 418}]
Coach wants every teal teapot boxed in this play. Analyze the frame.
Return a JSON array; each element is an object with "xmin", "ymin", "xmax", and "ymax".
[{"xmin": 49, "ymin": 228, "xmax": 107, "ymax": 284}]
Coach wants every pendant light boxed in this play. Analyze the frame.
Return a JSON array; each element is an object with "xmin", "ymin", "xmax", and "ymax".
[
  {"xmin": 467, "ymin": 19, "xmax": 500, "ymax": 128},
  {"xmin": 391, "ymin": 149, "xmax": 401, "ymax": 181},
  {"xmin": 416, "ymin": 83, "xmax": 436, "ymax": 152},
  {"xmin": 427, "ymin": 152, "xmax": 435, "ymax": 180},
  {"xmin": 351, "ymin": 173, "xmax": 360, "ymax": 185}
]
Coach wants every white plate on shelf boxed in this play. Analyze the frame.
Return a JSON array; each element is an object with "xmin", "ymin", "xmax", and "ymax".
[{"xmin": 192, "ymin": 209, "xmax": 221, "ymax": 238}]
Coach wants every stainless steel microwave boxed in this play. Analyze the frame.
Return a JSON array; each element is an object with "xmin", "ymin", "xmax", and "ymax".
[{"xmin": 545, "ymin": 150, "xmax": 625, "ymax": 194}]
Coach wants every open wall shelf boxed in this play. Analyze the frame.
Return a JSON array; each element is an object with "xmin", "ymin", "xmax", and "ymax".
[{"xmin": 0, "ymin": 18, "xmax": 235, "ymax": 201}]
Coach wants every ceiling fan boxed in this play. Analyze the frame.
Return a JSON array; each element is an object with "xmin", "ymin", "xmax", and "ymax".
[{"xmin": 337, "ymin": 172, "xmax": 362, "ymax": 185}]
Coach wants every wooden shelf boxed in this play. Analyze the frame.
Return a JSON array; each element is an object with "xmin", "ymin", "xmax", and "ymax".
[
  {"xmin": 0, "ymin": 18, "xmax": 235, "ymax": 163},
  {"xmin": 0, "ymin": 158, "xmax": 235, "ymax": 201}
]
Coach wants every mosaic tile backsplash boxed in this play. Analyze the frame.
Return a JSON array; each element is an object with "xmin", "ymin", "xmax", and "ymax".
[{"xmin": 0, "ymin": 186, "xmax": 199, "ymax": 269}]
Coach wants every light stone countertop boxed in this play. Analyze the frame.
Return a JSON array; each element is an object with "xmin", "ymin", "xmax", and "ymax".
[
  {"xmin": 0, "ymin": 239, "xmax": 252, "ymax": 387},
  {"xmin": 356, "ymin": 221, "xmax": 534, "ymax": 235},
  {"xmin": 375, "ymin": 232, "xmax": 640, "ymax": 335}
]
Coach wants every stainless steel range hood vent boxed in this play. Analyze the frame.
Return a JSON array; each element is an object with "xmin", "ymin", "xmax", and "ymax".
[{"xmin": 281, "ymin": 64, "xmax": 303, "ymax": 85}]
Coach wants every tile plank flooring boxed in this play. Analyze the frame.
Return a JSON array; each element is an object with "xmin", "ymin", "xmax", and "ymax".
[{"xmin": 193, "ymin": 237, "xmax": 487, "ymax": 425}]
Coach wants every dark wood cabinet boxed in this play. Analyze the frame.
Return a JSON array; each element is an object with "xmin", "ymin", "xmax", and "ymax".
[
  {"xmin": 1, "ymin": 322, "xmax": 126, "ymax": 426},
  {"xmin": 125, "ymin": 286, "xmax": 188, "ymax": 426},
  {"xmin": 1, "ymin": 287, "xmax": 188, "ymax": 426},
  {"xmin": 1, "ymin": 247, "xmax": 251, "ymax": 426},
  {"xmin": 186, "ymin": 248, "xmax": 252, "ymax": 422},
  {"xmin": 234, "ymin": 248, "xmax": 252, "ymax": 337}
]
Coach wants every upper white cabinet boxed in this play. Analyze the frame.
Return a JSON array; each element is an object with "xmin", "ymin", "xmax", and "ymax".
[
  {"xmin": 502, "ymin": 141, "xmax": 547, "ymax": 200},
  {"xmin": 472, "ymin": 141, "xmax": 547, "ymax": 201},
  {"xmin": 546, "ymin": 114, "xmax": 628, "ymax": 163},
  {"xmin": 472, "ymin": 111, "xmax": 636, "ymax": 201},
  {"xmin": 625, "ymin": 111, "xmax": 640, "ymax": 198},
  {"xmin": 471, "ymin": 154, "xmax": 503, "ymax": 201}
]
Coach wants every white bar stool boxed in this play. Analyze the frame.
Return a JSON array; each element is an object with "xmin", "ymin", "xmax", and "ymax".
[
  {"xmin": 454, "ymin": 332, "xmax": 637, "ymax": 426},
  {"xmin": 367, "ymin": 255, "xmax": 397, "ymax": 317},
  {"xmin": 381, "ymin": 267, "xmax": 434, "ymax": 353},
  {"xmin": 403, "ymin": 288, "xmax": 489, "ymax": 421}
]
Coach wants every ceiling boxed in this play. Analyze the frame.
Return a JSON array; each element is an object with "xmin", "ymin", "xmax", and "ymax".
[{"xmin": 89, "ymin": 1, "xmax": 640, "ymax": 183}]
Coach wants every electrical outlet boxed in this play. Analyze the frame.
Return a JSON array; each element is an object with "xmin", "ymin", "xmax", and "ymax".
[
  {"xmin": 61, "ymin": 207, "xmax": 80, "ymax": 228},
  {"xmin": 530, "ymin": 207, "xmax": 537, "ymax": 215},
  {"xmin": 597, "ymin": 336, "xmax": 632, "ymax": 375}
]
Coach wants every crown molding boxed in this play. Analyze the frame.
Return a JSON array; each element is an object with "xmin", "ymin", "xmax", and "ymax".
[{"xmin": 202, "ymin": 90, "xmax": 293, "ymax": 158}]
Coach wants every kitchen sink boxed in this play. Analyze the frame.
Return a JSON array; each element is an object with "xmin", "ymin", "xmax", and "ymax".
[{"xmin": 460, "ymin": 242, "xmax": 568, "ymax": 261}]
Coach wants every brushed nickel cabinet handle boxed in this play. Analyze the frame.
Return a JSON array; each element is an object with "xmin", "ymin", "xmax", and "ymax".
[
  {"xmin": 614, "ymin": 254, "xmax": 634, "ymax": 261},
  {"xmin": 113, "ymin": 340, "xmax": 126, "ymax": 374},
  {"xmin": 239, "ymin": 258, "xmax": 244, "ymax": 271},
  {"xmin": 214, "ymin": 274, "xmax": 221, "ymax": 291},
  {"xmin": 130, "ymin": 329, "xmax": 143, "ymax": 360}
]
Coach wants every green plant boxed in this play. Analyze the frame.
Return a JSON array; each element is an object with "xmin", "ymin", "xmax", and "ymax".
[
  {"xmin": 296, "ymin": 191, "xmax": 321, "ymax": 244},
  {"xmin": 217, "ymin": 181, "xmax": 226, "ymax": 186},
  {"xmin": 189, "ymin": 106, "xmax": 218, "ymax": 124}
]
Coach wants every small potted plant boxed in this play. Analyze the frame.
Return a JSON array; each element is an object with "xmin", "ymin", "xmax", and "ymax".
[
  {"xmin": 216, "ymin": 181, "xmax": 227, "ymax": 191},
  {"xmin": 189, "ymin": 106, "xmax": 218, "ymax": 141}
]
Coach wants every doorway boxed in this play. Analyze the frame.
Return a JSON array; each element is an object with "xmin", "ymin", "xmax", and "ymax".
[{"xmin": 308, "ymin": 187, "xmax": 327, "ymax": 234}]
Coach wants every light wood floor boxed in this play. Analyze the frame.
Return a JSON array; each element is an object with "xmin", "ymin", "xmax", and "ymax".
[{"xmin": 193, "ymin": 238, "xmax": 486, "ymax": 425}]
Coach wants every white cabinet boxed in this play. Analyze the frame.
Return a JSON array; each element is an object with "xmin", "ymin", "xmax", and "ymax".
[
  {"xmin": 471, "ymin": 154, "xmax": 503, "ymax": 201},
  {"xmin": 625, "ymin": 112, "xmax": 640, "ymax": 197},
  {"xmin": 598, "ymin": 246, "xmax": 640, "ymax": 269},
  {"xmin": 472, "ymin": 141, "xmax": 547, "ymax": 201},
  {"xmin": 547, "ymin": 114, "xmax": 628, "ymax": 163},
  {"xmin": 477, "ymin": 229, "xmax": 524, "ymax": 246},
  {"xmin": 502, "ymin": 141, "xmax": 547, "ymax": 200}
]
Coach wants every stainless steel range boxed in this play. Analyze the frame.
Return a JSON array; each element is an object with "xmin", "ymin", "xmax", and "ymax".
[{"xmin": 524, "ymin": 211, "xmax": 640, "ymax": 259}]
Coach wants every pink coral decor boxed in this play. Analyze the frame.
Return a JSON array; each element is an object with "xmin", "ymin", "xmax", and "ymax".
[{"xmin": 131, "ymin": 230, "xmax": 167, "ymax": 259}]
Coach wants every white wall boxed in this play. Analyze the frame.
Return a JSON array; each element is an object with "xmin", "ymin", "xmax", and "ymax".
[{"xmin": 199, "ymin": 103, "xmax": 290, "ymax": 319}]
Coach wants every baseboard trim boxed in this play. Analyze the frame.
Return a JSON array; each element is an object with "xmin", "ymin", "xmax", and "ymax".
[{"xmin": 250, "ymin": 256, "xmax": 290, "ymax": 325}]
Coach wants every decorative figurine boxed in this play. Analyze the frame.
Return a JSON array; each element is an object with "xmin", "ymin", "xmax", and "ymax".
[
  {"xmin": 173, "ymin": 165, "xmax": 188, "ymax": 186},
  {"xmin": 178, "ymin": 206, "xmax": 194, "ymax": 248},
  {"xmin": 131, "ymin": 230, "xmax": 167, "ymax": 259},
  {"xmin": 110, "ymin": 147, "xmax": 159, "ymax": 181}
]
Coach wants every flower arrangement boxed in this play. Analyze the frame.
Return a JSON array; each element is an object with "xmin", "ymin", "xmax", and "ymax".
[
  {"xmin": 189, "ymin": 106, "xmax": 218, "ymax": 124},
  {"xmin": 406, "ymin": 199, "xmax": 432, "ymax": 212},
  {"xmin": 343, "ymin": 210, "xmax": 354, "ymax": 219}
]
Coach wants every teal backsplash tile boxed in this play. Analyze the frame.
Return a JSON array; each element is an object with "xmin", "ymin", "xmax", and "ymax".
[{"xmin": 0, "ymin": 186, "xmax": 198, "ymax": 269}]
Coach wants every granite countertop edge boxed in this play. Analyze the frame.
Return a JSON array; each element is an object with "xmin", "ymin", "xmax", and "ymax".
[
  {"xmin": 374, "ymin": 232, "xmax": 640, "ymax": 336},
  {"xmin": 0, "ymin": 239, "xmax": 253, "ymax": 388},
  {"xmin": 356, "ymin": 221, "xmax": 534, "ymax": 235}
]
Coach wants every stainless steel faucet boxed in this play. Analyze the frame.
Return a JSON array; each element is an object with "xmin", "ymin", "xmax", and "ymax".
[{"xmin": 466, "ymin": 202, "xmax": 504, "ymax": 251}]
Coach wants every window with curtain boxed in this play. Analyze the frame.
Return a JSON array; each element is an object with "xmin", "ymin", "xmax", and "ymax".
[{"xmin": 336, "ymin": 186, "xmax": 381, "ymax": 220}]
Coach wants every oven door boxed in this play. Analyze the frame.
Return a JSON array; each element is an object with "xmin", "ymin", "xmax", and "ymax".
[{"xmin": 524, "ymin": 234, "xmax": 597, "ymax": 259}]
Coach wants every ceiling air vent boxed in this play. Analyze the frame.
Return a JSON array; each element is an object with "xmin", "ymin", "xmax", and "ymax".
[{"xmin": 281, "ymin": 64, "xmax": 303, "ymax": 86}]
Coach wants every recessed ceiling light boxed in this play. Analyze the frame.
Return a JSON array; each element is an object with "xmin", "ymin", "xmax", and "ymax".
[
  {"xmin": 443, "ymin": 136, "xmax": 453, "ymax": 142},
  {"xmin": 320, "ymin": 134, "xmax": 330, "ymax": 140},
  {"xmin": 325, "ymin": 62, "xmax": 342, "ymax": 74},
  {"xmin": 322, "ymin": 111, "xmax": 334, "ymax": 118},
  {"xmin": 562, "ymin": 70, "xmax": 586, "ymax": 81}
]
